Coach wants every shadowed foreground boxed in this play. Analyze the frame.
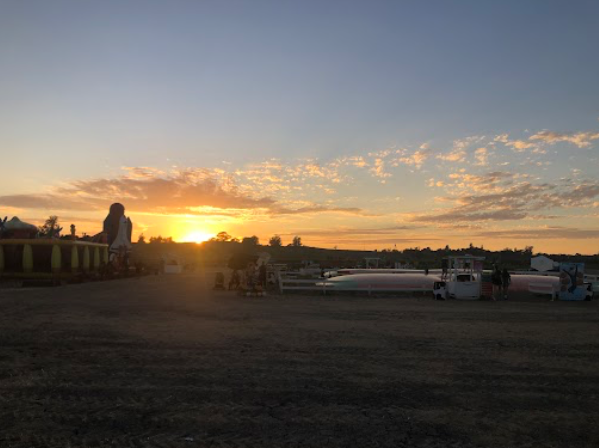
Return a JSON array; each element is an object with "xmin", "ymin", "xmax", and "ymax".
[{"xmin": 1, "ymin": 274, "xmax": 598, "ymax": 447}]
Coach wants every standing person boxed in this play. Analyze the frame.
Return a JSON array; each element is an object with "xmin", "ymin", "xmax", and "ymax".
[
  {"xmin": 491, "ymin": 266, "xmax": 502, "ymax": 301},
  {"xmin": 229, "ymin": 269, "xmax": 240, "ymax": 290},
  {"xmin": 245, "ymin": 262, "xmax": 256, "ymax": 292},
  {"xmin": 501, "ymin": 268, "xmax": 511, "ymax": 300},
  {"xmin": 259, "ymin": 262, "xmax": 267, "ymax": 289}
]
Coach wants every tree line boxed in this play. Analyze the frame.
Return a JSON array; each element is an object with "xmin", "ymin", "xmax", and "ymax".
[
  {"xmin": 208, "ymin": 231, "xmax": 303, "ymax": 247},
  {"xmin": 135, "ymin": 231, "xmax": 302, "ymax": 247}
]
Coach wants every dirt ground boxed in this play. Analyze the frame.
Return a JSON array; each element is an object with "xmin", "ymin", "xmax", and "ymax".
[{"xmin": 1, "ymin": 272, "xmax": 598, "ymax": 448}]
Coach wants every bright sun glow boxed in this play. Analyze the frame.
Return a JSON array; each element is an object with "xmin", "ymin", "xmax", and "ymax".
[{"xmin": 180, "ymin": 231, "xmax": 214, "ymax": 243}]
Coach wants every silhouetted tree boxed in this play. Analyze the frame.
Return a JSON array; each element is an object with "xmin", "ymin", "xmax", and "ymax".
[
  {"xmin": 269, "ymin": 235, "xmax": 282, "ymax": 246},
  {"xmin": 292, "ymin": 236, "xmax": 302, "ymax": 247},
  {"xmin": 214, "ymin": 231, "xmax": 232, "ymax": 242},
  {"xmin": 38, "ymin": 215, "xmax": 62, "ymax": 237},
  {"xmin": 137, "ymin": 233, "xmax": 146, "ymax": 244},
  {"xmin": 149, "ymin": 235, "xmax": 173, "ymax": 243},
  {"xmin": 242, "ymin": 235, "xmax": 259, "ymax": 246}
]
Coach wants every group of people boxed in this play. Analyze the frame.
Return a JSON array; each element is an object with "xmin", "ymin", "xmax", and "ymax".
[
  {"xmin": 492, "ymin": 266, "xmax": 512, "ymax": 300},
  {"xmin": 228, "ymin": 261, "xmax": 268, "ymax": 294}
]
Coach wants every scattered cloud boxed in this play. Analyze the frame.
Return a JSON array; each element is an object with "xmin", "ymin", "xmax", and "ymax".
[
  {"xmin": 493, "ymin": 134, "xmax": 536, "ymax": 152},
  {"xmin": 411, "ymin": 169, "xmax": 599, "ymax": 223},
  {"xmin": 122, "ymin": 166, "xmax": 166, "ymax": 180},
  {"xmin": 529, "ymin": 130, "xmax": 599, "ymax": 148},
  {"xmin": 436, "ymin": 149, "xmax": 466, "ymax": 162},
  {"xmin": 369, "ymin": 158, "xmax": 392, "ymax": 182},
  {"xmin": 474, "ymin": 147, "xmax": 489, "ymax": 166},
  {"xmin": 427, "ymin": 178, "xmax": 445, "ymax": 188},
  {"xmin": 391, "ymin": 148, "xmax": 432, "ymax": 169},
  {"xmin": 494, "ymin": 129, "xmax": 599, "ymax": 152},
  {"xmin": 337, "ymin": 155, "xmax": 368, "ymax": 168}
]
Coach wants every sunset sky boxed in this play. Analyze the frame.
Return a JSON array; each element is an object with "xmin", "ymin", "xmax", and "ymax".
[{"xmin": 2, "ymin": 1, "xmax": 599, "ymax": 253}]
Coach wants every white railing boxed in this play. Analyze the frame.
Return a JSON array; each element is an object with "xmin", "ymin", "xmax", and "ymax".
[{"xmin": 277, "ymin": 272, "xmax": 332, "ymax": 294}]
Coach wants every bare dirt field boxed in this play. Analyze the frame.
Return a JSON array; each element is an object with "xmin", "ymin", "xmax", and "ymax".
[{"xmin": 1, "ymin": 272, "xmax": 598, "ymax": 447}]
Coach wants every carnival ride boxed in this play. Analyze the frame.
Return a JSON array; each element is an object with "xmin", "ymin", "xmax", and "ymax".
[{"xmin": 0, "ymin": 203, "xmax": 134, "ymax": 284}]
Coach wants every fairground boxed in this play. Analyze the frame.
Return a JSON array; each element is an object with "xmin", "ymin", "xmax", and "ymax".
[{"xmin": 1, "ymin": 272, "xmax": 598, "ymax": 447}]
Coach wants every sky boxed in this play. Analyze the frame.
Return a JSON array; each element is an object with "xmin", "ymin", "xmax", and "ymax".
[{"xmin": 1, "ymin": 0, "xmax": 599, "ymax": 253}]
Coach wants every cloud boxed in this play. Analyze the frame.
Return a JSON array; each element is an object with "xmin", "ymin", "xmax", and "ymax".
[
  {"xmin": 271, "ymin": 205, "xmax": 366, "ymax": 216},
  {"xmin": 474, "ymin": 147, "xmax": 489, "ymax": 166},
  {"xmin": 427, "ymin": 178, "xmax": 444, "ymax": 187},
  {"xmin": 3, "ymin": 125, "xmax": 596, "ymax": 242},
  {"xmin": 529, "ymin": 130, "xmax": 599, "ymax": 148},
  {"xmin": 122, "ymin": 166, "xmax": 166, "ymax": 179},
  {"xmin": 434, "ymin": 136, "xmax": 486, "ymax": 162},
  {"xmin": 436, "ymin": 149, "xmax": 467, "ymax": 162},
  {"xmin": 0, "ymin": 168, "xmax": 366, "ymax": 217},
  {"xmin": 509, "ymin": 140, "xmax": 536, "ymax": 152},
  {"xmin": 391, "ymin": 149, "xmax": 431, "ymax": 169},
  {"xmin": 337, "ymin": 155, "xmax": 368, "ymax": 168},
  {"xmin": 494, "ymin": 129, "xmax": 599, "ymax": 152},
  {"xmin": 410, "ymin": 209, "xmax": 528, "ymax": 223},
  {"xmin": 410, "ymin": 169, "xmax": 599, "ymax": 223},
  {"xmin": 369, "ymin": 158, "xmax": 392, "ymax": 181},
  {"xmin": 493, "ymin": 134, "xmax": 536, "ymax": 152},
  {"xmin": 443, "ymin": 171, "xmax": 516, "ymax": 193},
  {"xmin": 66, "ymin": 170, "xmax": 274, "ymax": 211},
  {"xmin": 368, "ymin": 149, "xmax": 393, "ymax": 158},
  {"xmin": 454, "ymin": 136, "xmax": 485, "ymax": 149},
  {"xmin": 558, "ymin": 182, "xmax": 599, "ymax": 207},
  {"xmin": 236, "ymin": 158, "xmax": 347, "ymax": 197},
  {"xmin": 285, "ymin": 225, "xmax": 415, "ymax": 237},
  {"xmin": 474, "ymin": 226, "xmax": 599, "ymax": 240}
]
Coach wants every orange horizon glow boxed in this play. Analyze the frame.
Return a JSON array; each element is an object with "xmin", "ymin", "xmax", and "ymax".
[{"xmin": 178, "ymin": 230, "xmax": 215, "ymax": 244}]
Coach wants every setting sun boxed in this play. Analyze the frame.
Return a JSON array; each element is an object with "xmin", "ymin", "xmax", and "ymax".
[{"xmin": 180, "ymin": 231, "xmax": 214, "ymax": 243}]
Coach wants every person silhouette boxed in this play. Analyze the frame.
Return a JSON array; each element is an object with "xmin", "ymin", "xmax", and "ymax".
[{"xmin": 501, "ymin": 268, "xmax": 511, "ymax": 300}]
